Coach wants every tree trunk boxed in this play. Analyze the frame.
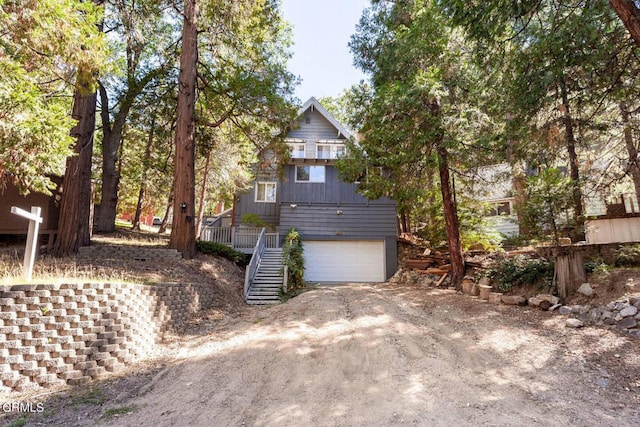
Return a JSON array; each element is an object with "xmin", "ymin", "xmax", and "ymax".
[
  {"xmin": 131, "ymin": 115, "xmax": 156, "ymax": 231},
  {"xmin": 610, "ymin": 0, "xmax": 640, "ymax": 47},
  {"xmin": 620, "ymin": 101, "xmax": 640, "ymax": 205},
  {"xmin": 95, "ymin": 82, "xmax": 139, "ymax": 233},
  {"xmin": 195, "ymin": 149, "xmax": 212, "ymax": 238},
  {"xmin": 437, "ymin": 144, "xmax": 465, "ymax": 288},
  {"xmin": 558, "ymin": 74, "xmax": 584, "ymax": 239},
  {"xmin": 170, "ymin": 0, "xmax": 198, "ymax": 258},
  {"xmin": 54, "ymin": 88, "xmax": 97, "ymax": 256},
  {"xmin": 158, "ymin": 187, "xmax": 174, "ymax": 235}
]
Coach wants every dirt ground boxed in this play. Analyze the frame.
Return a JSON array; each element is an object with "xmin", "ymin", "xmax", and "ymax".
[
  {"xmin": 3, "ymin": 270, "xmax": 640, "ymax": 426},
  {"xmin": 1, "ymin": 232, "xmax": 639, "ymax": 426}
]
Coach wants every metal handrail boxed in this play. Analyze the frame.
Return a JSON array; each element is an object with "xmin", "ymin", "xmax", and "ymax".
[{"xmin": 243, "ymin": 227, "xmax": 267, "ymax": 299}]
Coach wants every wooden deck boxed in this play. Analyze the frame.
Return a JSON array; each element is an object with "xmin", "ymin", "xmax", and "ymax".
[{"xmin": 200, "ymin": 226, "xmax": 280, "ymax": 253}]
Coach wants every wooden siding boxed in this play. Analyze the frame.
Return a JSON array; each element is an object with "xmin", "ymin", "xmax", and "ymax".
[
  {"xmin": 486, "ymin": 215, "xmax": 519, "ymax": 237},
  {"xmin": 279, "ymin": 204, "xmax": 397, "ymax": 239},
  {"xmin": 280, "ymin": 165, "xmax": 395, "ymax": 205},
  {"xmin": 234, "ymin": 183, "xmax": 280, "ymax": 226},
  {"xmin": 288, "ymin": 108, "xmax": 345, "ymax": 142},
  {"xmin": 585, "ymin": 217, "xmax": 640, "ymax": 244}
]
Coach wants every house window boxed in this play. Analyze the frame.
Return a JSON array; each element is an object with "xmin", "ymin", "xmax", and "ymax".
[
  {"xmin": 317, "ymin": 144, "xmax": 346, "ymax": 159},
  {"xmin": 296, "ymin": 166, "xmax": 325, "ymax": 183},
  {"xmin": 255, "ymin": 182, "xmax": 277, "ymax": 203},
  {"xmin": 485, "ymin": 201, "xmax": 511, "ymax": 217},
  {"xmin": 288, "ymin": 143, "xmax": 305, "ymax": 159}
]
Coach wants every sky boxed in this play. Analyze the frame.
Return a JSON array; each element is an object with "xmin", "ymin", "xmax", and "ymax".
[{"xmin": 280, "ymin": 0, "xmax": 370, "ymax": 102}]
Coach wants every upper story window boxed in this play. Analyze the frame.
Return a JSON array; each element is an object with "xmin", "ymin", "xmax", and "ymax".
[
  {"xmin": 255, "ymin": 182, "xmax": 277, "ymax": 203},
  {"xmin": 288, "ymin": 143, "xmax": 305, "ymax": 159},
  {"xmin": 296, "ymin": 166, "xmax": 325, "ymax": 183},
  {"xmin": 316, "ymin": 143, "xmax": 346, "ymax": 159}
]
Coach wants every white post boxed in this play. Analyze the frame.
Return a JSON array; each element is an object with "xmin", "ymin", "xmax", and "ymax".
[{"xmin": 10, "ymin": 206, "xmax": 43, "ymax": 281}]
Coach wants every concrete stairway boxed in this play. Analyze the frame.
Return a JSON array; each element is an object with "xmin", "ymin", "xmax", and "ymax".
[{"xmin": 246, "ymin": 248, "xmax": 284, "ymax": 305}]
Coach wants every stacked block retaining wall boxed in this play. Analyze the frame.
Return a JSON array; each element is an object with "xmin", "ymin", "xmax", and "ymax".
[{"xmin": 0, "ymin": 282, "xmax": 216, "ymax": 392}]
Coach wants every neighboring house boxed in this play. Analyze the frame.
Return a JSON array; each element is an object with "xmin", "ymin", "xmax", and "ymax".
[
  {"xmin": 471, "ymin": 163, "xmax": 640, "ymax": 243},
  {"xmin": 469, "ymin": 163, "xmax": 520, "ymax": 237},
  {"xmin": 233, "ymin": 97, "xmax": 398, "ymax": 283},
  {"xmin": 0, "ymin": 178, "xmax": 62, "ymax": 249}
]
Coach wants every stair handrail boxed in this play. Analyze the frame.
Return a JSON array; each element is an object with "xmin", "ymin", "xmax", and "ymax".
[{"xmin": 244, "ymin": 227, "xmax": 267, "ymax": 299}]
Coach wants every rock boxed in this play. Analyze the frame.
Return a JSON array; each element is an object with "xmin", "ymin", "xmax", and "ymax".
[
  {"xmin": 614, "ymin": 301, "xmax": 628, "ymax": 311},
  {"xmin": 635, "ymin": 313, "xmax": 640, "ymax": 320},
  {"xmin": 502, "ymin": 295, "xmax": 527, "ymax": 306},
  {"xmin": 488, "ymin": 292, "xmax": 503, "ymax": 304},
  {"xmin": 571, "ymin": 305, "xmax": 584, "ymax": 314},
  {"xmin": 577, "ymin": 283, "xmax": 593, "ymax": 297},
  {"xmin": 478, "ymin": 277, "xmax": 491, "ymax": 287},
  {"xmin": 629, "ymin": 296, "xmax": 640, "ymax": 307},
  {"xmin": 478, "ymin": 285, "xmax": 492, "ymax": 300},
  {"xmin": 604, "ymin": 318, "xmax": 616, "ymax": 326},
  {"xmin": 537, "ymin": 294, "xmax": 560, "ymax": 305},
  {"xmin": 539, "ymin": 300, "xmax": 552, "ymax": 310},
  {"xmin": 549, "ymin": 303, "xmax": 561, "ymax": 312},
  {"xmin": 470, "ymin": 283, "xmax": 480, "ymax": 297},
  {"xmin": 588, "ymin": 308, "xmax": 601, "ymax": 322},
  {"xmin": 617, "ymin": 317, "xmax": 638, "ymax": 329},
  {"xmin": 462, "ymin": 280, "xmax": 474, "ymax": 295},
  {"xmin": 559, "ymin": 306, "xmax": 573, "ymax": 315},
  {"xmin": 528, "ymin": 296, "xmax": 542, "ymax": 307},
  {"xmin": 615, "ymin": 313, "xmax": 624, "ymax": 322},
  {"xmin": 602, "ymin": 310, "xmax": 614, "ymax": 319},
  {"xmin": 620, "ymin": 306, "xmax": 638, "ymax": 318},
  {"xmin": 566, "ymin": 319, "xmax": 584, "ymax": 328}
]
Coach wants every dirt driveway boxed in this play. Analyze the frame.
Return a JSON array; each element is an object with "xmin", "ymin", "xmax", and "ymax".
[{"xmin": 7, "ymin": 280, "xmax": 640, "ymax": 426}]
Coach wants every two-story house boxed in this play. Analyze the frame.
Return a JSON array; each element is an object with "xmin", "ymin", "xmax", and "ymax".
[{"xmin": 233, "ymin": 97, "xmax": 398, "ymax": 283}]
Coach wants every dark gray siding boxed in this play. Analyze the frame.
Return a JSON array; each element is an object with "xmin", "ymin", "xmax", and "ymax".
[
  {"xmin": 279, "ymin": 204, "xmax": 398, "ymax": 280},
  {"xmin": 279, "ymin": 204, "xmax": 397, "ymax": 239},
  {"xmin": 234, "ymin": 183, "xmax": 280, "ymax": 226},
  {"xmin": 288, "ymin": 109, "xmax": 344, "ymax": 143},
  {"xmin": 280, "ymin": 165, "xmax": 395, "ymax": 206},
  {"xmin": 385, "ymin": 236, "xmax": 398, "ymax": 280}
]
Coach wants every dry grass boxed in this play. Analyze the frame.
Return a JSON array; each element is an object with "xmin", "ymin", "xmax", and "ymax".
[
  {"xmin": 0, "ymin": 227, "xmax": 173, "ymax": 286},
  {"xmin": 0, "ymin": 253, "xmax": 132, "ymax": 286}
]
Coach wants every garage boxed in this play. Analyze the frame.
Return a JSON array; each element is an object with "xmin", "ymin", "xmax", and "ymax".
[{"xmin": 303, "ymin": 240, "xmax": 386, "ymax": 283}]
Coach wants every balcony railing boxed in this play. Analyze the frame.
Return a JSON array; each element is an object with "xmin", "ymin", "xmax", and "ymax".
[{"xmin": 200, "ymin": 226, "xmax": 279, "ymax": 253}]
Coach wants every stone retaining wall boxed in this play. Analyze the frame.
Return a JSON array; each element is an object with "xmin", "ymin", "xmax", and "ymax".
[{"xmin": 0, "ymin": 281, "xmax": 215, "ymax": 392}]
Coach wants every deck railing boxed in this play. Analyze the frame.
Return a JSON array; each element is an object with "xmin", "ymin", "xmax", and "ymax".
[
  {"xmin": 244, "ymin": 228, "xmax": 267, "ymax": 298},
  {"xmin": 200, "ymin": 226, "xmax": 232, "ymax": 245},
  {"xmin": 200, "ymin": 226, "xmax": 279, "ymax": 252}
]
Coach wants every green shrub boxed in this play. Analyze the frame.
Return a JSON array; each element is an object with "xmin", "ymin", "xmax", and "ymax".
[
  {"xmin": 613, "ymin": 244, "xmax": 640, "ymax": 267},
  {"xmin": 282, "ymin": 229, "xmax": 305, "ymax": 295},
  {"xmin": 486, "ymin": 255, "xmax": 554, "ymax": 292},
  {"xmin": 585, "ymin": 259, "xmax": 611, "ymax": 283},
  {"xmin": 241, "ymin": 213, "xmax": 274, "ymax": 231},
  {"xmin": 196, "ymin": 241, "xmax": 248, "ymax": 266}
]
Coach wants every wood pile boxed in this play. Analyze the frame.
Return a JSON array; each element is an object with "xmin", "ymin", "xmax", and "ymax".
[{"xmin": 404, "ymin": 251, "xmax": 488, "ymax": 286}]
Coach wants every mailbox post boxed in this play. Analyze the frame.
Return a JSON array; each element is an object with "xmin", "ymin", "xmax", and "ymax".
[{"xmin": 10, "ymin": 206, "xmax": 43, "ymax": 281}]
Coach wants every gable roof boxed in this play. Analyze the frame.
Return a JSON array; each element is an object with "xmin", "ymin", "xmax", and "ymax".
[{"xmin": 299, "ymin": 97, "xmax": 354, "ymax": 140}]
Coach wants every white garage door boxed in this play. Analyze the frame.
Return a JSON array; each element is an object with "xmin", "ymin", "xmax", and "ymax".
[{"xmin": 303, "ymin": 240, "xmax": 385, "ymax": 283}]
